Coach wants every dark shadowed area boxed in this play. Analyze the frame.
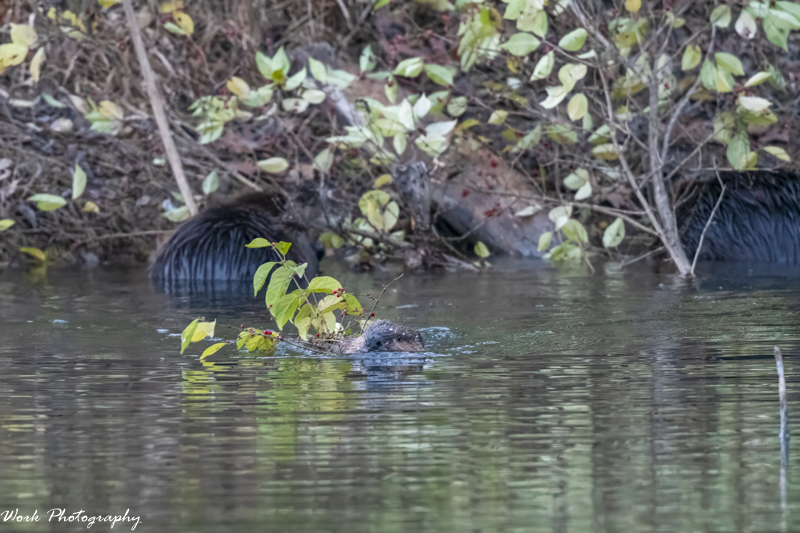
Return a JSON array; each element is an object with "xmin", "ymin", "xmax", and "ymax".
[{"xmin": 0, "ymin": 260, "xmax": 798, "ymax": 532}]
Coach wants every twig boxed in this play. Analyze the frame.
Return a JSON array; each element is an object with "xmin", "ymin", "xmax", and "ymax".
[
  {"xmin": 774, "ymin": 346, "xmax": 790, "ymax": 512},
  {"xmin": 619, "ymin": 246, "xmax": 666, "ymax": 269},
  {"xmin": 121, "ymin": 0, "xmax": 198, "ymax": 216},
  {"xmin": 774, "ymin": 346, "xmax": 790, "ymax": 442},
  {"xmin": 690, "ymin": 173, "xmax": 726, "ymax": 276},
  {"xmin": 362, "ymin": 273, "xmax": 404, "ymax": 331},
  {"xmin": 95, "ymin": 229, "xmax": 172, "ymax": 240}
]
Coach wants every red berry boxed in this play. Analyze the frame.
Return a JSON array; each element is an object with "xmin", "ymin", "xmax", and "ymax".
[
  {"xmin": 490, "ymin": 160, "xmax": 498, "ymax": 168},
  {"xmin": 240, "ymin": 324, "xmax": 244, "ymax": 328},
  {"xmin": 371, "ymin": 312, "xmax": 375, "ymax": 317},
  {"xmin": 316, "ymin": 334, "xmax": 320, "ymax": 337}
]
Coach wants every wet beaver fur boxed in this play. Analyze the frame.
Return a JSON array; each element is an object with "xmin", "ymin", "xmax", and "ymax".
[
  {"xmin": 680, "ymin": 171, "xmax": 800, "ymax": 264},
  {"xmin": 332, "ymin": 320, "xmax": 424, "ymax": 354},
  {"xmin": 151, "ymin": 194, "xmax": 321, "ymax": 282}
]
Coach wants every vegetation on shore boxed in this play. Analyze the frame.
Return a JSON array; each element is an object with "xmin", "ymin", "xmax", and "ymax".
[{"xmin": 1, "ymin": 0, "xmax": 798, "ymax": 275}]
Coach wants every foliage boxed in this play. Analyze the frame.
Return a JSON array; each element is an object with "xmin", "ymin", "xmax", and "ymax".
[
  {"xmin": 2, "ymin": 0, "xmax": 798, "ymax": 270},
  {"xmin": 180, "ymin": 240, "xmax": 371, "ymax": 358}
]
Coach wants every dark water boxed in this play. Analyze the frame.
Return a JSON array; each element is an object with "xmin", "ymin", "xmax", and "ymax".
[{"xmin": 0, "ymin": 260, "xmax": 797, "ymax": 532}]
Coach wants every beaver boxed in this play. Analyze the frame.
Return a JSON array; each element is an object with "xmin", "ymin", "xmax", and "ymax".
[
  {"xmin": 151, "ymin": 194, "xmax": 322, "ymax": 283},
  {"xmin": 680, "ymin": 171, "xmax": 800, "ymax": 264},
  {"xmin": 332, "ymin": 320, "xmax": 424, "ymax": 354}
]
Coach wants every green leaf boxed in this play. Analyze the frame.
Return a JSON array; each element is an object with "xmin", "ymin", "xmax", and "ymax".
[
  {"xmin": 202, "ymin": 169, "xmax": 219, "ymax": 195},
  {"xmin": 537, "ymin": 231, "xmax": 553, "ymax": 252},
  {"xmin": 359, "ymin": 45, "xmax": 376, "ymax": 73},
  {"xmin": 710, "ymin": 5, "xmax": 731, "ymax": 27},
  {"xmin": 715, "ymin": 53, "xmax": 744, "ymax": 76},
  {"xmin": 726, "ymin": 132, "xmax": 749, "ymax": 170},
  {"xmin": 253, "ymin": 262, "xmax": 276, "ymax": 295},
  {"xmin": 561, "ymin": 219, "xmax": 588, "ymax": 243},
  {"xmin": 245, "ymin": 238, "xmax": 271, "ymax": 248},
  {"xmin": 501, "ymin": 32, "xmax": 541, "ymax": 56},
  {"xmin": 163, "ymin": 21, "xmax": 187, "ymax": 35},
  {"xmin": 737, "ymin": 96, "xmax": 771, "ymax": 112},
  {"xmin": 588, "ymin": 124, "xmax": 610, "ymax": 145},
  {"xmin": 393, "ymin": 57, "xmax": 425, "ymax": 78},
  {"xmin": 163, "ymin": 206, "xmax": 189, "ymax": 222},
  {"xmin": 19, "ymin": 247, "xmax": 46, "ymax": 262},
  {"xmin": 575, "ymin": 181, "xmax": 592, "ymax": 201},
  {"xmin": 558, "ymin": 63, "xmax": 587, "ymax": 90},
  {"xmin": 681, "ymin": 45, "xmax": 702, "ymax": 71},
  {"xmin": 558, "ymin": 28, "xmax": 587, "ymax": 52},
  {"xmin": 539, "ymin": 85, "xmax": 568, "ymax": 109},
  {"xmin": 564, "ymin": 168, "xmax": 589, "ymax": 190},
  {"xmin": 768, "ymin": 7, "xmax": 800, "ymax": 30},
  {"xmin": 28, "ymin": 193, "xmax": 67, "ymax": 211},
  {"xmin": 236, "ymin": 331, "xmax": 248, "ymax": 350},
  {"xmin": 180, "ymin": 319, "xmax": 199, "ymax": 355},
  {"xmin": 327, "ymin": 68, "xmax": 356, "ymax": 89},
  {"xmin": 567, "ymin": 93, "xmax": 588, "ymax": 121},
  {"xmin": 201, "ymin": 343, "xmax": 227, "ymax": 359},
  {"xmin": 603, "ymin": 218, "xmax": 625, "ymax": 248},
  {"xmin": 302, "ymin": 90, "xmax": 326, "ymax": 104},
  {"xmin": 488, "ymin": 110, "xmax": 508, "ymax": 125},
  {"xmin": 273, "ymin": 292, "xmax": 302, "ymax": 330},
  {"xmin": 290, "ymin": 262, "xmax": 307, "ymax": 279},
  {"xmin": 713, "ymin": 112, "xmax": 735, "ymax": 143},
  {"xmin": 71, "ymin": 165, "xmax": 86, "ymax": 200},
  {"xmin": 384, "ymin": 201, "xmax": 399, "ymax": 231},
  {"xmin": 764, "ymin": 14, "xmax": 790, "ymax": 50},
  {"xmin": 42, "ymin": 93, "xmax": 65, "ymax": 108},
  {"xmin": 700, "ymin": 60, "xmax": 717, "ymax": 90},
  {"xmin": 530, "ymin": 51, "xmax": 554, "ymax": 81},
  {"xmin": 274, "ymin": 241, "xmax": 292, "ymax": 256},
  {"xmin": 715, "ymin": 68, "xmax": 734, "ymax": 93},
  {"xmin": 265, "ymin": 266, "xmax": 294, "ymax": 314},
  {"xmin": 257, "ymin": 157, "xmax": 290, "ymax": 174},
  {"xmin": 547, "ymin": 124, "xmax": 578, "ymax": 145},
  {"xmin": 282, "ymin": 98, "xmax": 310, "ymax": 113},
  {"xmin": 314, "ymin": 147, "xmax": 334, "ymax": 173},
  {"xmin": 447, "ymin": 96, "xmax": 467, "ymax": 117},
  {"xmin": 777, "ymin": 1, "xmax": 800, "ymax": 20},
  {"xmin": 763, "ymin": 146, "xmax": 790, "ymax": 162},
  {"xmin": 744, "ymin": 71, "xmax": 772, "ymax": 87},
  {"xmin": 309, "ymin": 57, "xmax": 328, "ymax": 82},
  {"xmin": 424, "ymin": 64, "xmax": 455, "ymax": 86},
  {"xmin": 474, "ymin": 241, "xmax": 490, "ymax": 258},
  {"xmin": 0, "ymin": 219, "xmax": 14, "ymax": 231},
  {"xmin": 518, "ymin": 4, "xmax": 548, "ymax": 36},
  {"xmin": 591, "ymin": 143, "xmax": 618, "ymax": 160},
  {"xmin": 548, "ymin": 205, "xmax": 573, "ymax": 230},
  {"xmin": 341, "ymin": 293, "xmax": 361, "ymax": 315},
  {"xmin": 306, "ymin": 276, "xmax": 342, "ymax": 293},
  {"xmin": 284, "ymin": 67, "xmax": 307, "ymax": 91}
]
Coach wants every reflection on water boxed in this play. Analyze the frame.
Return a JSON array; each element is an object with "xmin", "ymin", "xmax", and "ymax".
[{"xmin": 0, "ymin": 260, "xmax": 797, "ymax": 532}]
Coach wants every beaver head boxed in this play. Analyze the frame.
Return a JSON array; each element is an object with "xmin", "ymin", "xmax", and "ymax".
[
  {"xmin": 334, "ymin": 320, "xmax": 424, "ymax": 354},
  {"xmin": 361, "ymin": 320, "xmax": 424, "ymax": 352}
]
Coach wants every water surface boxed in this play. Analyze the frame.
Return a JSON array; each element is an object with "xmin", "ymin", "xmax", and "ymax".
[{"xmin": 0, "ymin": 260, "xmax": 796, "ymax": 532}]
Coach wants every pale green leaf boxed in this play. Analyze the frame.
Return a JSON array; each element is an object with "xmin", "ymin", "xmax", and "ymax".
[
  {"xmin": 602, "ymin": 218, "xmax": 625, "ymax": 248},
  {"xmin": 558, "ymin": 28, "xmax": 587, "ymax": 52},
  {"xmin": 72, "ymin": 165, "xmax": 86, "ymax": 200}
]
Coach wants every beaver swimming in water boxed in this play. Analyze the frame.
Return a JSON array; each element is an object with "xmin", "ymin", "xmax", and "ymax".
[
  {"xmin": 680, "ymin": 171, "xmax": 800, "ymax": 264},
  {"xmin": 332, "ymin": 320, "xmax": 424, "ymax": 354},
  {"xmin": 151, "ymin": 194, "xmax": 322, "ymax": 283}
]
